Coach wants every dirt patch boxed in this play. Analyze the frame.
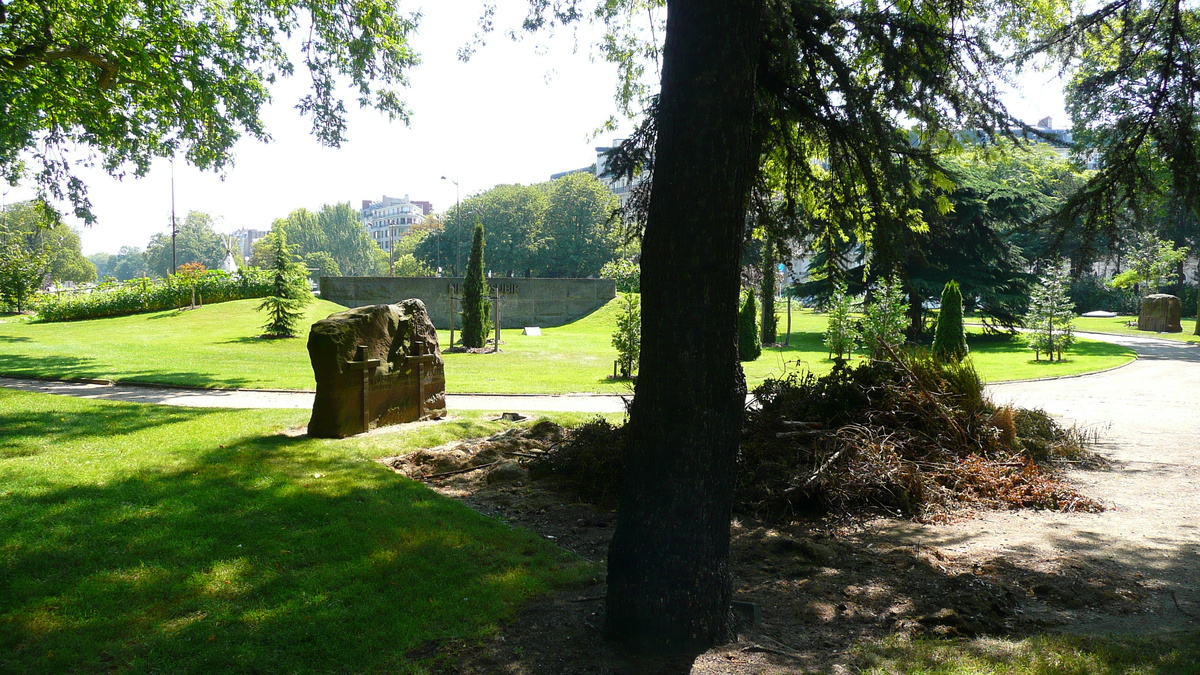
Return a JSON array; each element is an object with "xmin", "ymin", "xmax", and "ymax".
[{"xmin": 381, "ymin": 422, "xmax": 1174, "ymax": 674}]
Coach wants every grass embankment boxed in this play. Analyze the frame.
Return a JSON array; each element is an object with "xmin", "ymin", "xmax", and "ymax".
[
  {"xmin": 0, "ymin": 299, "xmax": 346, "ymax": 389},
  {"xmin": 859, "ymin": 633, "xmax": 1200, "ymax": 674},
  {"xmin": 0, "ymin": 297, "xmax": 1136, "ymax": 392},
  {"xmin": 0, "ymin": 388, "xmax": 594, "ymax": 673},
  {"xmin": 1075, "ymin": 315, "xmax": 1200, "ymax": 343}
]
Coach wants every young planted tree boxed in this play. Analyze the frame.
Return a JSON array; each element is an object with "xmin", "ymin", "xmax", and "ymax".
[
  {"xmin": 460, "ymin": 222, "xmax": 491, "ymax": 349},
  {"xmin": 932, "ymin": 279, "xmax": 969, "ymax": 363},
  {"xmin": 738, "ymin": 290, "xmax": 761, "ymax": 361},
  {"xmin": 1025, "ymin": 265, "xmax": 1077, "ymax": 362},
  {"xmin": 257, "ymin": 231, "xmax": 311, "ymax": 338},
  {"xmin": 860, "ymin": 276, "xmax": 908, "ymax": 360},
  {"xmin": 824, "ymin": 280, "xmax": 857, "ymax": 361},
  {"xmin": 612, "ymin": 293, "xmax": 641, "ymax": 379}
]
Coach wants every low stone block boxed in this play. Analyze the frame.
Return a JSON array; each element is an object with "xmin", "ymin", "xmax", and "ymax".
[
  {"xmin": 1138, "ymin": 294, "xmax": 1182, "ymax": 333},
  {"xmin": 307, "ymin": 299, "xmax": 446, "ymax": 438}
]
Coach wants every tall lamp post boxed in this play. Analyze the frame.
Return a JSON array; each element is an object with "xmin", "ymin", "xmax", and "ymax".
[
  {"xmin": 170, "ymin": 157, "xmax": 178, "ymax": 275},
  {"xmin": 440, "ymin": 175, "xmax": 458, "ymax": 276}
]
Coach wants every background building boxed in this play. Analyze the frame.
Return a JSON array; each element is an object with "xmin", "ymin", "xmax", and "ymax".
[
  {"xmin": 360, "ymin": 195, "xmax": 432, "ymax": 253},
  {"xmin": 230, "ymin": 228, "xmax": 268, "ymax": 259}
]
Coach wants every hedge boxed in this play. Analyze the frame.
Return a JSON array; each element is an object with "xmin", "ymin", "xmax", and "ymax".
[{"xmin": 33, "ymin": 269, "xmax": 274, "ymax": 322}]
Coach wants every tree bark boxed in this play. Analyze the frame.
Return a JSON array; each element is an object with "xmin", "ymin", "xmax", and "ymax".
[{"xmin": 604, "ymin": 0, "xmax": 762, "ymax": 654}]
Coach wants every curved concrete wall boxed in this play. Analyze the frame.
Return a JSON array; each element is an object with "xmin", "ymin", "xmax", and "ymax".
[{"xmin": 319, "ymin": 276, "xmax": 616, "ymax": 329}]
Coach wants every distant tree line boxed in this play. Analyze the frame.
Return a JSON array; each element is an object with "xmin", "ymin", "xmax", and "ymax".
[{"xmin": 415, "ymin": 172, "xmax": 620, "ymax": 278}]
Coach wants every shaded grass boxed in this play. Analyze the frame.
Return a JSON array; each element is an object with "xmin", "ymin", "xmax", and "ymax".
[
  {"xmin": 859, "ymin": 633, "xmax": 1200, "ymax": 674},
  {"xmin": 0, "ymin": 389, "xmax": 590, "ymax": 674},
  {"xmin": 0, "ymin": 298, "xmax": 1135, "ymax": 393}
]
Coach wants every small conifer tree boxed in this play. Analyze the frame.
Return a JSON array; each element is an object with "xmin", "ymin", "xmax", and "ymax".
[
  {"xmin": 1025, "ymin": 264, "xmax": 1076, "ymax": 361},
  {"xmin": 460, "ymin": 221, "xmax": 491, "ymax": 348},
  {"xmin": 738, "ymin": 290, "xmax": 762, "ymax": 361},
  {"xmin": 932, "ymin": 279, "xmax": 969, "ymax": 362},
  {"xmin": 860, "ymin": 275, "xmax": 907, "ymax": 359},
  {"xmin": 257, "ymin": 231, "xmax": 311, "ymax": 337},
  {"xmin": 824, "ymin": 279, "xmax": 856, "ymax": 361},
  {"xmin": 760, "ymin": 246, "xmax": 778, "ymax": 344}
]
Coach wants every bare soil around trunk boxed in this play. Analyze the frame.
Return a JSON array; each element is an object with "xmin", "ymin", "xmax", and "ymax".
[{"xmin": 386, "ymin": 332, "xmax": 1200, "ymax": 674}]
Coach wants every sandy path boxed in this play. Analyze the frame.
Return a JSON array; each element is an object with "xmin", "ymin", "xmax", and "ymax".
[{"xmin": 872, "ymin": 332, "xmax": 1200, "ymax": 633}]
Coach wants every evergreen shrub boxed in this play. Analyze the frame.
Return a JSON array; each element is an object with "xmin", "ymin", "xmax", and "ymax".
[
  {"xmin": 460, "ymin": 222, "xmax": 491, "ymax": 348},
  {"xmin": 738, "ymin": 290, "xmax": 761, "ymax": 361},
  {"xmin": 932, "ymin": 279, "xmax": 968, "ymax": 362}
]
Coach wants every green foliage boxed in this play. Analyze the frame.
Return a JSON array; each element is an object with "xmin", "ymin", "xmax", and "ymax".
[
  {"xmin": 460, "ymin": 222, "xmax": 491, "ymax": 349},
  {"xmin": 760, "ymin": 247, "xmax": 778, "ymax": 344},
  {"xmin": 257, "ymin": 232, "xmax": 312, "ymax": 338},
  {"xmin": 268, "ymin": 203, "xmax": 385, "ymax": 277},
  {"xmin": 0, "ymin": 239, "xmax": 47, "ymax": 313},
  {"xmin": 1069, "ymin": 273, "xmax": 1140, "ymax": 315},
  {"xmin": 0, "ymin": 0, "xmax": 419, "ymax": 223},
  {"xmin": 600, "ymin": 258, "xmax": 640, "ymax": 293},
  {"xmin": 0, "ymin": 200, "xmax": 94, "ymax": 312},
  {"xmin": 144, "ymin": 211, "xmax": 227, "ymax": 276},
  {"xmin": 1025, "ymin": 264, "xmax": 1076, "ymax": 362},
  {"xmin": 538, "ymin": 172, "xmax": 621, "ymax": 277},
  {"xmin": 417, "ymin": 174, "xmax": 619, "ymax": 278},
  {"xmin": 1108, "ymin": 232, "xmax": 1189, "ymax": 291},
  {"xmin": 860, "ymin": 276, "xmax": 908, "ymax": 360},
  {"xmin": 738, "ymin": 290, "xmax": 762, "ymax": 362},
  {"xmin": 611, "ymin": 293, "xmax": 640, "ymax": 379},
  {"xmin": 932, "ymin": 279, "xmax": 968, "ymax": 363},
  {"xmin": 823, "ymin": 280, "xmax": 857, "ymax": 361},
  {"xmin": 389, "ymin": 227, "xmax": 435, "ymax": 277},
  {"xmin": 33, "ymin": 270, "xmax": 274, "ymax": 322},
  {"xmin": 302, "ymin": 251, "xmax": 340, "ymax": 281}
]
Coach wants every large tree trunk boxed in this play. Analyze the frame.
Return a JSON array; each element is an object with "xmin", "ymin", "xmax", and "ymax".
[{"xmin": 604, "ymin": 0, "xmax": 762, "ymax": 654}]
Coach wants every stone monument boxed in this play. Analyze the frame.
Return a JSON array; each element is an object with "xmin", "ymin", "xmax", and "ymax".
[
  {"xmin": 307, "ymin": 300, "xmax": 446, "ymax": 438},
  {"xmin": 1138, "ymin": 293, "xmax": 1183, "ymax": 333}
]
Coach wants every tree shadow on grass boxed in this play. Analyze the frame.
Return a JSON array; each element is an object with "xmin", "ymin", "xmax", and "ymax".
[
  {"xmin": 0, "ymin": 414, "xmax": 580, "ymax": 674},
  {"xmin": 0, "ymin": 399, "xmax": 224, "ymax": 458},
  {"xmin": 0, "ymin": 351, "xmax": 259, "ymax": 389},
  {"xmin": 0, "ymin": 335, "xmax": 32, "ymax": 342}
]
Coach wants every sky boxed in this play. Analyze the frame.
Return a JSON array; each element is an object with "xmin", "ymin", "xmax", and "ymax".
[{"xmin": 3, "ymin": 1, "xmax": 1069, "ymax": 256}]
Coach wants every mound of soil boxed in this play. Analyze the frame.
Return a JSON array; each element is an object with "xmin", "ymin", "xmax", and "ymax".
[{"xmin": 381, "ymin": 422, "xmax": 1153, "ymax": 674}]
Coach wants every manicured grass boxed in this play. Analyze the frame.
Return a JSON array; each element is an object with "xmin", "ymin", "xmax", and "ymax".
[
  {"xmin": 0, "ymin": 297, "xmax": 1136, "ymax": 393},
  {"xmin": 0, "ymin": 388, "xmax": 593, "ymax": 674},
  {"xmin": 1075, "ymin": 315, "xmax": 1200, "ymax": 343},
  {"xmin": 0, "ymin": 299, "xmax": 347, "ymax": 389},
  {"xmin": 858, "ymin": 633, "xmax": 1200, "ymax": 674}
]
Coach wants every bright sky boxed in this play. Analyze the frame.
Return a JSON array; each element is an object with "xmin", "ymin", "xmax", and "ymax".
[{"xmin": 3, "ymin": 2, "xmax": 1068, "ymax": 256}]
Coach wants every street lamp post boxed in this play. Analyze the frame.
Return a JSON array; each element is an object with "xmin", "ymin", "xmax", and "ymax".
[{"xmin": 440, "ymin": 175, "xmax": 458, "ymax": 276}]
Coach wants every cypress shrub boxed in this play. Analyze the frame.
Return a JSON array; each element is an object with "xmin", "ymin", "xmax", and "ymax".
[
  {"xmin": 760, "ymin": 246, "xmax": 777, "ymax": 344},
  {"xmin": 932, "ymin": 279, "xmax": 968, "ymax": 362},
  {"xmin": 738, "ymin": 290, "xmax": 761, "ymax": 361},
  {"xmin": 460, "ymin": 221, "xmax": 491, "ymax": 348}
]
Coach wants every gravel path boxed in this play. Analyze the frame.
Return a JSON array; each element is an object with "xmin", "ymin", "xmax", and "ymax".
[{"xmin": 870, "ymin": 331, "xmax": 1200, "ymax": 634}]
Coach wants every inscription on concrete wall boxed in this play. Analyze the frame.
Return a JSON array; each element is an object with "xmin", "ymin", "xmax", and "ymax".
[{"xmin": 319, "ymin": 277, "xmax": 616, "ymax": 329}]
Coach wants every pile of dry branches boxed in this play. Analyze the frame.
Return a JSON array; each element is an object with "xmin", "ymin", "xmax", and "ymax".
[{"xmin": 739, "ymin": 351, "xmax": 1103, "ymax": 519}]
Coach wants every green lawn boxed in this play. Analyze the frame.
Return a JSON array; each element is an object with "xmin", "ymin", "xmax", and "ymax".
[
  {"xmin": 1075, "ymin": 315, "xmax": 1200, "ymax": 343},
  {"xmin": 0, "ymin": 297, "xmax": 1136, "ymax": 392},
  {"xmin": 0, "ymin": 388, "xmax": 594, "ymax": 673}
]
